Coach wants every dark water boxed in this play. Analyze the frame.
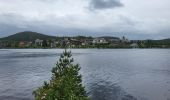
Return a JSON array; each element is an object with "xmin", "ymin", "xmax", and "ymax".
[{"xmin": 0, "ymin": 49, "xmax": 170, "ymax": 100}]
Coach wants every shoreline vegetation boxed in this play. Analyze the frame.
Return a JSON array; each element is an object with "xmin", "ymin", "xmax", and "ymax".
[
  {"xmin": 0, "ymin": 31, "xmax": 170, "ymax": 49},
  {"xmin": 1, "ymin": 47, "xmax": 170, "ymax": 49},
  {"xmin": 33, "ymin": 50, "xmax": 89, "ymax": 100}
]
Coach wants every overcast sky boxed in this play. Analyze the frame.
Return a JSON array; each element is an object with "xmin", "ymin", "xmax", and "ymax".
[{"xmin": 0, "ymin": 0, "xmax": 170, "ymax": 39}]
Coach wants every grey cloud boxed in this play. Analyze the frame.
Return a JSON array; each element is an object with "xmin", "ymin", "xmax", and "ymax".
[
  {"xmin": 118, "ymin": 15, "xmax": 136, "ymax": 26},
  {"xmin": 0, "ymin": 22, "xmax": 168, "ymax": 40},
  {"xmin": 89, "ymin": 0, "xmax": 124, "ymax": 10},
  {"xmin": 0, "ymin": 13, "xmax": 166, "ymax": 40},
  {"xmin": 0, "ymin": 2, "xmax": 170, "ymax": 40}
]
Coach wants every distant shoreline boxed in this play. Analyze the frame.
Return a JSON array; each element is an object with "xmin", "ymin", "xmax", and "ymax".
[
  {"xmin": 1, "ymin": 47, "xmax": 170, "ymax": 49},
  {"xmin": 1, "ymin": 31, "xmax": 170, "ymax": 49}
]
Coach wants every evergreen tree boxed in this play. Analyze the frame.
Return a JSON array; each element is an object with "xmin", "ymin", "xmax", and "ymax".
[{"xmin": 33, "ymin": 50, "xmax": 89, "ymax": 100}]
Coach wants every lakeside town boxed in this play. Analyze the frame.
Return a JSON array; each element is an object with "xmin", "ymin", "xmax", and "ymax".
[
  {"xmin": 0, "ymin": 31, "xmax": 170, "ymax": 48},
  {"xmin": 0, "ymin": 36, "xmax": 137, "ymax": 48},
  {"xmin": 0, "ymin": 36, "xmax": 139, "ymax": 49}
]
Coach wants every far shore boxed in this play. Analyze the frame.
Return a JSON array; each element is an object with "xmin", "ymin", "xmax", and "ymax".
[{"xmin": 1, "ymin": 47, "xmax": 170, "ymax": 49}]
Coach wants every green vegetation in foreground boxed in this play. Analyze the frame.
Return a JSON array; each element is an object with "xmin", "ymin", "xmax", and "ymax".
[{"xmin": 33, "ymin": 50, "xmax": 89, "ymax": 100}]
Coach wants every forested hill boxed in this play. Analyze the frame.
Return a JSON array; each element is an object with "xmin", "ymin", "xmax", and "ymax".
[
  {"xmin": 0, "ymin": 31, "xmax": 56, "ymax": 41},
  {"xmin": 144, "ymin": 39, "xmax": 170, "ymax": 44}
]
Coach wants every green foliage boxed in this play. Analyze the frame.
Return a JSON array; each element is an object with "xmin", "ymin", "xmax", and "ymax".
[
  {"xmin": 33, "ymin": 50, "xmax": 89, "ymax": 100},
  {"xmin": 142, "ymin": 39, "xmax": 170, "ymax": 48}
]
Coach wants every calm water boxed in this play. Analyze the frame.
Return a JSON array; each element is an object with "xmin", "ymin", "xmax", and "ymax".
[{"xmin": 0, "ymin": 49, "xmax": 170, "ymax": 100}]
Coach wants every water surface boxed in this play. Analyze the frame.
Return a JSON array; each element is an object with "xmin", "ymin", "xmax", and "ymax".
[{"xmin": 0, "ymin": 49, "xmax": 170, "ymax": 100}]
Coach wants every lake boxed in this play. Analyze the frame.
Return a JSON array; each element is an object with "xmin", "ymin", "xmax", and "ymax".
[{"xmin": 0, "ymin": 49, "xmax": 170, "ymax": 100}]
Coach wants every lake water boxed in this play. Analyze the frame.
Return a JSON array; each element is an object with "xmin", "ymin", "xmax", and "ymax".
[{"xmin": 0, "ymin": 49, "xmax": 170, "ymax": 100}]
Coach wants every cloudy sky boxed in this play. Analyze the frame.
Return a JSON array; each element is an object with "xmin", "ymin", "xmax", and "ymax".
[{"xmin": 0, "ymin": 0, "xmax": 170, "ymax": 39}]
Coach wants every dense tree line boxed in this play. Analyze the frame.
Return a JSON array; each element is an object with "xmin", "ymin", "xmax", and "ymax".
[{"xmin": 139, "ymin": 40, "xmax": 170, "ymax": 48}]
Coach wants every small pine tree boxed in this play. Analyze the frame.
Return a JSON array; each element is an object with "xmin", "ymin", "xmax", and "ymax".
[{"xmin": 33, "ymin": 50, "xmax": 89, "ymax": 100}]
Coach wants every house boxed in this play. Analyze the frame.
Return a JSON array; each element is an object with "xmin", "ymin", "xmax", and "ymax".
[
  {"xmin": 100, "ymin": 36, "xmax": 120, "ymax": 43},
  {"xmin": 130, "ymin": 43, "xmax": 139, "ymax": 48},
  {"xmin": 81, "ymin": 39, "xmax": 93, "ymax": 46},
  {"xmin": 50, "ymin": 40, "xmax": 58, "ymax": 48},
  {"xmin": 19, "ymin": 41, "xmax": 26, "ymax": 47},
  {"xmin": 70, "ymin": 39, "xmax": 82, "ymax": 46},
  {"xmin": 26, "ymin": 42, "xmax": 33, "ymax": 47},
  {"xmin": 93, "ymin": 38, "xmax": 108, "ymax": 44},
  {"xmin": 35, "ymin": 39, "xmax": 43, "ymax": 46},
  {"xmin": 48, "ymin": 40, "xmax": 56, "ymax": 47},
  {"xmin": 59, "ymin": 39, "xmax": 70, "ymax": 47}
]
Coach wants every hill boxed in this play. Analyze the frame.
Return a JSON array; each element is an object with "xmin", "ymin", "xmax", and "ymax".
[{"xmin": 0, "ymin": 31, "xmax": 56, "ymax": 41}]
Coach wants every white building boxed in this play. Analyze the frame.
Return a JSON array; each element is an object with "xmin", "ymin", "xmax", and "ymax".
[
  {"xmin": 93, "ymin": 38, "xmax": 108, "ymax": 44},
  {"xmin": 130, "ymin": 43, "xmax": 139, "ymax": 48},
  {"xmin": 35, "ymin": 39, "xmax": 43, "ymax": 46}
]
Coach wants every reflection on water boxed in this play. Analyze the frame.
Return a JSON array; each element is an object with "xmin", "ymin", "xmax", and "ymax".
[
  {"xmin": 89, "ymin": 81, "xmax": 137, "ymax": 100},
  {"xmin": 0, "ymin": 51, "xmax": 85, "ymax": 59},
  {"xmin": 2, "ymin": 53, "xmax": 58, "ymax": 58}
]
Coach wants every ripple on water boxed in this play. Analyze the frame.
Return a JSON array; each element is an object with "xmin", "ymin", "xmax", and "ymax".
[{"xmin": 0, "ymin": 49, "xmax": 170, "ymax": 100}]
